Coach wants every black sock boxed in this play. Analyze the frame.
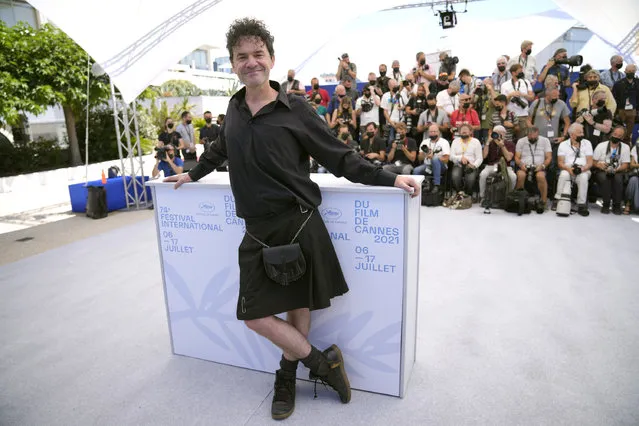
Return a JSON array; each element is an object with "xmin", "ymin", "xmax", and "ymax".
[
  {"xmin": 300, "ymin": 346, "xmax": 328, "ymax": 376},
  {"xmin": 280, "ymin": 355, "xmax": 299, "ymax": 373}
]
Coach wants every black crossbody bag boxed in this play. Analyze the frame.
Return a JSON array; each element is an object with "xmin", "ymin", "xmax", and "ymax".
[{"xmin": 245, "ymin": 208, "xmax": 314, "ymax": 286}]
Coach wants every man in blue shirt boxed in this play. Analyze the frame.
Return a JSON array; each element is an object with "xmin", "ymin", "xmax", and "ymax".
[
  {"xmin": 152, "ymin": 144, "xmax": 184, "ymax": 178},
  {"xmin": 601, "ymin": 55, "xmax": 625, "ymax": 89},
  {"xmin": 537, "ymin": 48, "xmax": 570, "ymax": 100}
]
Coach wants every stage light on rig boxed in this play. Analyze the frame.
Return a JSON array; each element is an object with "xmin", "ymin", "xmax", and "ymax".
[
  {"xmin": 433, "ymin": 0, "xmax": 478, "ymax": 30},
  {"xmin": 439, "ymin": 11, "xmax": 456, "ymax": 29}
]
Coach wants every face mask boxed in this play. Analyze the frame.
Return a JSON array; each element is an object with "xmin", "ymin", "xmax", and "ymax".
[
  {"xmin": 627, "ymin": 73, "xmax": 635, "ymax": 80},
  {"xmin": 610, "ymin": 136, "xmax": 622, "ymax": 144},
  {"xmin": 550, "ymin": 98, "xmax": 558, "ymax": 104},
  {"xmin": 167, "ymin": 123, "xmax": 174, "ymax": 129},
  {"xmin": 398, "ymin": 133, "xmax": 405, "ymax": 139},
  {"xmin": 463, "ymin": 102, "xmax": 471, "ymax": 109},
  {"xmin": 168, "ymin": 154, "xmax": 175, "ymax": 159},
  {"xmin": 338, "ymin": 94, "xmax": 345, "ymax": 99},
  {"xmin": 366, "ymin": 131, "xmax": 375, "ymax": 138},
  {"xmin": 379, "ymin": 70, "xmax": 386, "ymax": 77},
  {"xmin": 364, "ymin": 91, "xmax": 371, "ymax": 97},
  {"xmin": 313, "ymin": 83, "xmax": 319, "ymax": 90},
  {"xmin": 369, "ymin": 80, "xmax": 376, "ymax": 86},
  {"xmin": 419, "ymin": 59, "xmax": 426, "ymax": 66},
  {"xmin": 529, "ymin": 138, "xmax": 538, "ymax": 144},
  {"xmin": 393, "ymin": 67, "xmax": 400, "ymax": 73},
  {"xmin": 314, "ymin": 98, "xmax": 322, "ymax": 104},
  {"xmin": 615, "ymin": 63, "xmax": 623, "ymax": 70},
  {"xmin": 525, "ymin": 49, "xmax": 532, "ymax": 56},
  {"xmin": 205, "ymin": 118, "xmax": 212, "ymax": 124},
  {"xmin": 517, "ymin": 72, "xmax": 525, "ymax": 79},
  {"xmin": 587, "ymin": 81, "xmax": 598, "ymax": 88},
  {"xmin": 428, "ymin": 104, "xmax": 436, "ymax": 110},
  {"xmin": 461, "ymin": 134, "xmax": 470, "ymax": 140},
  {"xmin": 429, "ymin": 134, "xmax": 438, "ymax": 140},
  {"xmin": 340, "ymin": 133, "xmax": 350, "ymax": 140},
  {"xmin": 186, "ymin": 119, "xmax": 192, "ymax": 125},
  {"xmin": 450, "ymin": 91, "xmax": 458, "ymax": 96},
  {"xmin": 596, "ymin": 100, "xmax": 606, "ymax": 108},
  {"xmin": 575, "ymin": 136, "xmax": 584, "ymax": 142},
  {"xmin": 495, "ymin": 106, "xmax": 503, "ymax": 112},
  {"xmin": 497, "ymin": 65, "xmax": 506, "ymax": 72},
  {"xmin": 392, "ymin": 87, "xmax": 399, "ymax": 93},
  {"xmin": 287, "ymin": 76, "xmax": 293, "ymax": 82}
]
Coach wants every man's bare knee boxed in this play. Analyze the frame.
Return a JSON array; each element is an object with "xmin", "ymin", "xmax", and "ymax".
[{"xmin": 244, "ymin": 317, "xmax": 272, "ymax": 334}]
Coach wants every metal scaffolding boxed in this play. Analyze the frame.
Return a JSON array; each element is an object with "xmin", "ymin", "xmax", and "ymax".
[{"xmin": 110, "ymin": 81, "xmax": 149, "ymax": 210}]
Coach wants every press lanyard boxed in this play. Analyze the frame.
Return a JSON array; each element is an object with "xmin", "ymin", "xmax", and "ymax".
[
  {"xmin": 543, "ymin": 99, "xmax": 554, "ymax": 118},
  {"xmin": 570, "ymin": 143, "xmax": 581, "ymax": 164},
  {"xmin": 527, "ymin": 143, "xmax": 537, "ymax": 165},
  {"xmin": 461, "ymin": 140, "xmax": 469, "ymax": 154},
  {"xmin": 450, "ymin": 95, "xmax": 456, "ymax": 111}
]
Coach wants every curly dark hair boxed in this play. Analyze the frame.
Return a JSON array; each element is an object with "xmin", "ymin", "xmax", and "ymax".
[{"xmin": 226, "ymin": 18, "xmax": 275, "ymax": 63}]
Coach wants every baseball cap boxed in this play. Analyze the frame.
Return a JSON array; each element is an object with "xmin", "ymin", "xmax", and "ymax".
[{"xmin": 341, "ymin": 53, "xmax": 349, "ymax": 59}]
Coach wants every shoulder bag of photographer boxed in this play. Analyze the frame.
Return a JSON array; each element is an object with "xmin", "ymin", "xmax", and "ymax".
[
  {"xmin": 556, "ymin": 180, "xmax": 573, "ymax": 217},
  {"xmin": 86, "ymin": 185, "xmax": 108, "ymax": 219},
  {"xmin": 421, "ymin": 176, "xmax": 443, "ymax": 207},
  {"xmin": 485, "ymin": 158, "xmax": 510, "ymax": 209},
  {"xmin": 505, "ymin": 189, "xmax": 532, "ymax": 215}
]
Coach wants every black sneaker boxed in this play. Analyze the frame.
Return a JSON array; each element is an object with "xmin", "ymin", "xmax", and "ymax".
[
  {"xmin": 309, "ymin": 344, "xmax": 351, "ymax": 403},
  {"xmin": 601, "ymin": 204, "xmax": 610, "ymax": 214},
  {"xmin": 272, "ymin": 369, "xmax": 296, "ymax": 420},
  {"xmin": 612, "ymin": 204, "xmax": 623, "ymax": 215},
  {"xmin": 577, "ymin": 204, "xmax": 590, "ymax": 217}
]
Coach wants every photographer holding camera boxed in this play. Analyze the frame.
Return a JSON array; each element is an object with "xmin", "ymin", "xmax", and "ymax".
[
  {"xmin": 436, "ymin": 80, "xmax": 460, "ymax": 117},
  {"xmin": 416, "ymin": 94, "xmax": 451, "ymax": 137},
  {"xmin": 413, "ymin": 124, "xmax": 450, "ymax": 192},
  {"xmin": 491, "ymin": 56, "xmax": 512, "ymax": 92},
  {"xmin": 450, "ymin": 123, "xmax": 482, "ymax": 194},
  {"xmin": 157, "ymin": 117, "xmax": 185, "ymax": 159},
  {"xmin": 576, "ymin": 90, "xmax": 613, "ymax": 149},
  {"xmin": 612, "ymin": 64, "xmax": 638, "ymax": 144},
  {"xmin": 570, "ymin": 69, "xmax": 617, "ymax": 113},
  {"xmin": 537, "ymin": 48, "xmax": 571, "ymax": 100},
  {"xmin": 383, "ymin": 122, "xmax": 417, "ymax": 175},
  {"xmin": 553, "ymin": 123, "xmax": 594, "ymax": 216},
  {"xmin": 356, "ymin": 85, "xmax": 381, "ymax": 137},
  {"xmin": 413, "ymin": 52, "xmax": 435, "ymax": 87},
  {"xmin": 152, "ymin": 144, "xmax": 184, "ymax": 179},
  {"xmin": 330, "ymin": 95, "xmax": 356, "ymax": 137},
  {"xmin": 359, "ymin": 122, "xmax": 386, "ymax": 164},
  {"xmin": 336, "ymin": 53, "xmax": 357, "ymax": 83},
  {"xmin": 381, "ymin": 79, "xmax": 408, "ymax": 144},
  {"xmin": 450, "ymin": 93, "xmax": 481, "ymax": 138},
  {"xmin": 592, "ymin": 126, "xmax": 630, "ymax": 214},
  {"xmin": 501, "ymin": 64, "xmax": 534, "ymax": 140},
  {"xmin": 436, "ymin": 52, "xmax": 458, "ymax": 93},
  {"xmin": 199, "ymin": 110, "xmax": 220, "ymax": 152},
  {"xmin": 404, "ymin": 84, "xmax": 428, "ymax": 138},
  {"xmin": 514, "ymin": 126, "xmax": 552, "ymax": 208},
  {"xmin": 490, "ymin": 94, "xmax": 517, "ymax": 143},
  {"xmin": 306, "ymin": 77, "xmax": 330, "ymax": 107},
  {"xmin": 282, "ymin": 69, "xmax": 306, "ymax": 96},
  {"xmin": 479, "ymin": 126, "xmax": 516, "ymax": 204}
]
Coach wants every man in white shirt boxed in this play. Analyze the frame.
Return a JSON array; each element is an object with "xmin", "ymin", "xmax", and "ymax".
[
  {"xmin": 450, "ymin": 123, "xmax": 482, "ymax": 194},
  {"xmin": 553, "ymin": 123, "xmax": 594, "ymax": 216},
  {"xmin": 381, "ymin": 79, "xmax": 408, "ymax": 144},
  {"xmin": 436, "ymin": 80, "xmax": 461, "ymax": 117},
  {"xmin": 507, "ymin": 40, "xmax": 537, "ymax": 82},
  {"xmin": 592, "ymin": 126, "xmax": 630, "ymax": 214},
  {"xmin": 514, "ymin": 126, "xmax": 552, "ymax": 206},
  {"xmin": 413, "ymin": 124, "xmax": 450, "ymax": 192},
  {"xmin": 175, "ymin": 111, "xmax": 197, "ymax": 170},
  {"xmin": 356, "ymin": 84, "xmax": 380, "ymax": 138},
  {"xmin": 416, "ymin": 94, "xmax": 450, "ymax": 137},
  {"xmin": 501, "ymin": 63, "xmax": 535, "ymax": 140}
]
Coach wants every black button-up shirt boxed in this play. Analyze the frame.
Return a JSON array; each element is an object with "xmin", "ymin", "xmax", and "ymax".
[{"xmin": 188, "ymin": 81, "xmax": 397, "ymax": 220}]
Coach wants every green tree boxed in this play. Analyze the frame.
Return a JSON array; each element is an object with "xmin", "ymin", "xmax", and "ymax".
[{"xmin": 0, "ymin": 22, "xmax": 110, "ymax": 165}]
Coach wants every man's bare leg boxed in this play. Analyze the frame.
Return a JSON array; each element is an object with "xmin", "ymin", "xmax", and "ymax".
[
  {"xmin": 245, "ymin": 316, "xmax": 311, "ymax": 360},
  {"xmin": 284, "ymin": 308, "xmax": 311, "ymax": 360}
]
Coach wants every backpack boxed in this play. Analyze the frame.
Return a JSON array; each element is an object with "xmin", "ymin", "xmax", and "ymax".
[
  {"xmin": 485, "ymin": 173, "xmax": 507, "ymax": 209},
  {"xmin": 505, "ymin": 189, "xmax": 532, "ymax": 215}
]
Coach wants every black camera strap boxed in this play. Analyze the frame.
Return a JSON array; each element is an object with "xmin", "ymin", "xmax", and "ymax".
[
  {"xmin": 570, "ymin": 143, "xmax": 581, "ymax": 166},
  {"xmin": 606, "ymin": 141, "xmax": 621, "ymax": 163},
  {"xmin": 527, "ymin": 142, "xmax": 537, "ymax": 165}
]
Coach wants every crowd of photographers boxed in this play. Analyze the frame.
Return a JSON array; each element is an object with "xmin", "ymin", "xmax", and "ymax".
[{"xmin": 304, "ymin": 45, "xmax": 639, "ymax": 216}]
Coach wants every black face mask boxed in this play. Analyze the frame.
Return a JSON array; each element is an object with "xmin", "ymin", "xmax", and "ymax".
[
  {"xmin": 167, "ymin": 123, "xmax": 174, "ymax": 129},
  {"xmin": 497, "ymin": 65, "xmax": 506, "ymax": 72},
  {"xmin": 314, "ymin": 98, "xmax": 322, "ymax": 104},
  {"xmin": 186, "ymin": 119, "xmax": 192, "ymax": 125},
  {"xmin": 391, "ymin": 87, "xmax": 399, "ymax": 93},
  {"xmin": 287, "ymin": 76, "xmax": 293, "ymax": 82},
  {"xmin": 393, "ymin": 67, "xmax": 400, "ymax": 73},
  {"xmin": 419, "ymin": 59, "xmax": 426, "ymax": 66},
  {"xmin": 596, "ymin": 100, "xmax": 606, "ymax": 108},
  {"xmin": 463, "ymin": 102, "xmax": 471, "ymax": 109},
  {"xmin": 461, "ymin": 134, "xmax": 470, "ymax": 140},
  {"xmin": 205, "ymin": 118, "xmax": 212, "ymax": 124},
  {"xmin": 340, "ymin": 133, "xmax": 350, "ymax": 140},
  {"xmin": 517, "ymin": 72, "xmax": 525, "ymax": 79},
  {"xmin": 363, "ymin": 91, "xmax": 371, "ymax": 97},
  {"xmin": 550, "ymin": 98, "xmax": 558, "ymax": 104},
  {"xmin": 338, "ymin": 94, "xmax": 345, "ymax": 99},
  {"xmin": 450, "ymin": 91, "xmax": 458, "ymax": 96},
  {"xmin": 397, "ymin": 133, "xmax": 405, "ymax": 140},
  {"xmin": 525, "ymin": 49, "xmax": 532, "ymax": 56},
  {"xmin": 428, "ymin": 104, "xmax": 437, "ymax": 110},
  {"xmin": 495, "ymin": 106, "xmax": 503, "ymax": 112},
  {"xmin": 615, "ymin": 63, "xmax": 623, "ymax": 70},
  {"xmin": 429, "ymin": 134, "xmax": 438, "ymax": 140},
  {"xmin": 313, "ymin": 83, "xmax": 319, "ymax": 90},
  {"xmin": 627, "ymin": 73, "xmax": 635, "ymax": 80},
  {"xmin": 587, "ymin": 81, "xmax": 598, "ymax": 88},
  {"xmin": 379, "ymin": 70, "xmax": 386, "ymax": 77},
  {"xmin": 366, "ymin": 131, "xmax": 375, "ymax": 138},
  {"xmin": 168, "ymin": 154, "xmax": 175, "ymax": 159},
  {"xmin": 610, "ymin": 136, "xmax": 622, "ymax": 144},
  {"xmin": 529, "ymin": 138, "xmax": 538, "ymax": 144},
  {"xmin": 369, "ymin": 80, "xmax": 376, "ymax": 86},
  {"xmin": 575, "ymin": 136, "xmax": 584, "ymax": 142}
]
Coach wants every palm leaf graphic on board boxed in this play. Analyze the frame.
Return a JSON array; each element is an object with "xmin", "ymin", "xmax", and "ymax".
[{"xmin": 309, "ymin": 312, "xmax": 401, "ymax": 378}]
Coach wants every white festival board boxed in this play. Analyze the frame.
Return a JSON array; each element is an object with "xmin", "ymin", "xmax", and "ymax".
[{"xmin": 150, "ymin": 175, "xmax": 420, "ymax": 397}]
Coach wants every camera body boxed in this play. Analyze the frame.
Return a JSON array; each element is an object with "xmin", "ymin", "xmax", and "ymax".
[
  {"xmin": 443, "ymin": 56, "xmax": 459, "ymax": 66},
  {"xmin": 155, "ymin": 146, "xmax": 168, "ymax": 159},
  {"xmin": 555, "ymin": 55, "xmax": 583, "ymax": 67},
  {"xmin": 360, "ymin": 99, "xmax": 373, "ymax": 113},
  {"xmin": 607, "ymin": 158, "xmax": 619, "ymax": 176},
  {"xmin": 572, "ymin": 164, "xmax": 582, "ymax": 175},
  {"xmin": 491, "ymin": 131, "xmax": 501, "ymax": 140},
  {"xmin": 510, "ymin": 96, "xmax": 527, "ymax": 109},
  {"xmin": 526, "ymin": 165, "xmax": 537, "ymax": 182}
]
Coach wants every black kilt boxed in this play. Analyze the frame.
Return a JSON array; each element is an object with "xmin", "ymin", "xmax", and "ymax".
[{"xmin": 236, "ymin": 205, "xmax": 349, "ymax": 320}]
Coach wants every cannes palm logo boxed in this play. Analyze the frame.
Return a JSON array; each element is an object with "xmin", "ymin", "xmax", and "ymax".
[
  {"xmin": 197, "ymin": 201, "xmax": 218, "ymax": 216},
  {"xmin": 321, "ymin": 207, "xmax": 345, "ymax": 223}
]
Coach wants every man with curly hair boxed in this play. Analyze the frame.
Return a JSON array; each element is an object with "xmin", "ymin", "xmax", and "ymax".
[{"xmin": 165, "ymin": 18, "xmax": 419, "ymax": 420}]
